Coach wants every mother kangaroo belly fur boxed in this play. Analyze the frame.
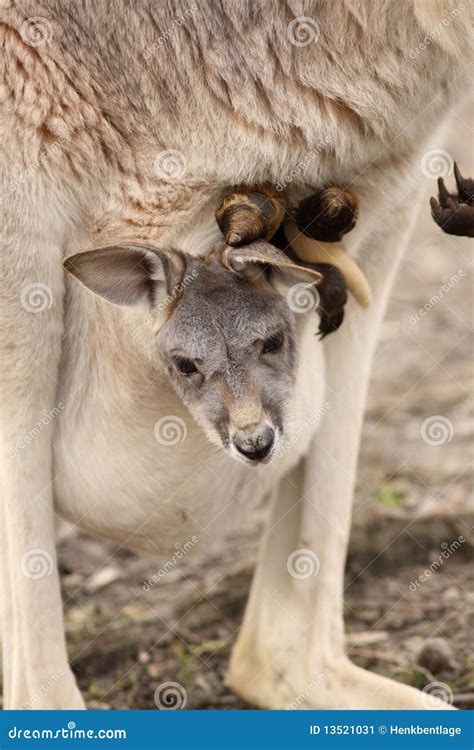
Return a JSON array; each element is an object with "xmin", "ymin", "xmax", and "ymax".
[{"xmin": 1, "ymin": 1, "xmax": 468, "ymax": 245}]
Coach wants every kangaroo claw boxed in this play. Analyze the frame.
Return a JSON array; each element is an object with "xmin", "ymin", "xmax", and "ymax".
[
  {"xmin": 454, "ymin": 161, "xmax": 474, "ymax": 203},
  {"xmin": 430, "ymin": 165, "xmax": 474, "ymax": 237}
]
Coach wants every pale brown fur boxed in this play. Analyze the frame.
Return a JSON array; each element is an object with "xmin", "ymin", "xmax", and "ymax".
[{"xmin": 0, "ymin": 0, "xmax": 471, "ymax": 710}]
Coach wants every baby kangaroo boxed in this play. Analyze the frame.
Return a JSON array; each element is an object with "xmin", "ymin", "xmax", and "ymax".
[
  {"xmin": 64, "ymin": 187, "xmax": 355, "ymax": 464},
  {"xmin": 65, "ymin": 237, "xmax": 322, "ymax": 463}
]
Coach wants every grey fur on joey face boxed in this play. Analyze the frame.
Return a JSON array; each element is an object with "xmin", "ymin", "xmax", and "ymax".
[{"xmin": 64, "ymin": 242, "xmax": 322, "ymax": 464}]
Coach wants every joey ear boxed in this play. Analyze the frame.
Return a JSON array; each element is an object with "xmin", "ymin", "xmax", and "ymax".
[
  {"xmin": 63, "ymin": 244, "xmax": 186, "ymax": 308},
  {"xmin": 219, "ymin": 240, "xmax": 322, "ymax": 292}
]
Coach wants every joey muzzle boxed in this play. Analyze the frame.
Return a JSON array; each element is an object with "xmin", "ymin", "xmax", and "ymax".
[{"xmin": 232, "ymin": 424, "xmax": 275, "ymax": 462}]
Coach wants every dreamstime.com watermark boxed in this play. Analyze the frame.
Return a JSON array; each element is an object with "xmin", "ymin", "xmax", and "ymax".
[
  {"xmin": 23, "ymin": 668, "xmax": 65, "ymax": 710},
  {"xmin": 20, "ymin": 548, "xmax": 54, "ymax": 579},
  {"xmin": 143, "ymin": 2, "xmax": 199, "ymax": 60},
  {"xmin": 154, "ymin": 681, "xmax": 188, "ymax": 709},
  {"xmin": 143, "ymin": 269, "xmax": 199, "ymax": 324},
  {"xmin": 422, "ymin": 681, "xmax": 454, "ymax": 709},
  {"xmin": 275, "ymin": 138, "xmax": 332, "ymax": 191},
  {"xmin": 286, "ymin": 668, "xmax": 331, "ymax": 709},
  {"xmin": 154, "ymin": 148, "xmax": 187, "ymax": 181},
  {"xmin": 287, "ymin": 548, "xmax": 320, "ymax": 579},
  {"xmin": 287, "ymin": 16, "xmax": 320, "ymax": 47},
  {"xmin": 20, "ymin": 282, "xmax": 54, "ymax": 314},
  {"xmin": 409, "ymin": 535, "xmax": 465, "ymax": 592},
  {"xmin": 8, "ymin": 723, "xmax": 127, "ymax": 741},
  {"xmin": 1, "ymin": 134, "xmax": 70, "ymax": 200},
  {"xmin": 420, "ymin": 148, "xmax": 454, "ymax": 179},
  {"xmin": 153, "ymin": 415, "xmax": 188, "ymax": 446},
  {"xmin": 276, "ymin": 401, "xmax": 331, "ymax": 458},
  {"xmin": 409, "ymin": 2, "xmax": 465, "ymax": 59},
  {"xmin": 9, "ymin": 402, "xmax": 64, "ymax": 458},
  {"xmin": 420, "ymin": 415, "xmax": 454, "ymax": 446},
  {"xmin": 20, "ymin": 16, "xmax": 53, "ymax": 47},
  {"xmin": 408, "ymin": 269, "xmax": 465, "ymax": 325},
  {"xmin": 143, "ymin": 536, "xmax": 199, "ymax": 591},
  {"xmin": 287, "ymin": 282, "xmax": 321, "ymax": 314}
]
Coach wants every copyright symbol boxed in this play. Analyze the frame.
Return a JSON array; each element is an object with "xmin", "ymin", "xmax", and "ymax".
[{"xmin": 378, "ymin": 725, "xmax": 387, "ymax": 735}]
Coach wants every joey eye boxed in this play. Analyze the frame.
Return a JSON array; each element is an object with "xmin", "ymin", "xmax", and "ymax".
[
  {"xmin": 175, "ymin": 357, "xmax": 198, "ymax": 376},
  {"xmin": 262, "ymin": 332, "xmax": 284, "ymax": 354}
]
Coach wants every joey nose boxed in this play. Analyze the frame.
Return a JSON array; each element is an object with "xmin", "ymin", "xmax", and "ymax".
[{"xmin": 233, "ymin": 425, "xmax": 275, "ymax": 462}]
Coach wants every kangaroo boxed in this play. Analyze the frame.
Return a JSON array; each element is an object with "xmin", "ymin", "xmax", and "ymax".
[
  {"xmin": 0, "ymin": 0, "xmax": 470, "ymax": 709},
  {"xmin": 62, "ymin": 218, "xmax": 325, "ymax": 472}
]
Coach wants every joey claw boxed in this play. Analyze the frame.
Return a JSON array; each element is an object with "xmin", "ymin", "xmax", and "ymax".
[
  {"xmin": 447, "ymin": 197, "xmax": 458, "ymax": 212},
  {"xmin": 437, "ymin": 177, "xmax": 450, "ymax": 208},
  {"xmin": 430, "ymin": 198, "xmax": 474, "ymax": 238},
  {"xmin": 430, "ymin": 196, "xmax": 442, "ymax": 221},
  {"xmin": 453, "ymin": 161, "xmax": 463, "ymax": 191},
  {"xmin": 454, "ymin": 161, "xmax": 474, "ymax": 204},
  {"xmin": 430, "ymin": 164, "xmax": 474, "ymax": 237}
]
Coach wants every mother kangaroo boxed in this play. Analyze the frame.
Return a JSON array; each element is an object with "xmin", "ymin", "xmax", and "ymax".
[{"xmin": 0, "ymin": 0, "xmax": 470, "ymax": 709}]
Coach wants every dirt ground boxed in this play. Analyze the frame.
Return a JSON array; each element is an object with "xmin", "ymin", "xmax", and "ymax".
[{"xmin": 19, "ymin": 110, "xmax": 474, "ymax": 710}]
